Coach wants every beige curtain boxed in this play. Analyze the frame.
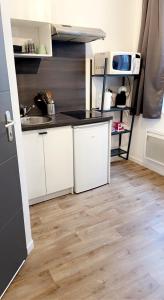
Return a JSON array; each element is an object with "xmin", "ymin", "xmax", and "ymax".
[{"xmin": 132, "ymin": 0, "xmax": 164, "ymax": 118}]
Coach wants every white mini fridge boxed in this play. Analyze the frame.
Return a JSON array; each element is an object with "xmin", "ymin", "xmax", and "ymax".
[{"xmin": 73, "ymin": 122, "xmax": 110, "ymax": 193}]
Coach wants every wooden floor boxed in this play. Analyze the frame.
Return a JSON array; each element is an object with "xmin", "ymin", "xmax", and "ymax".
[{"xmin": 4, "ymin": 161, "xmax": 164, "ymax": 300}]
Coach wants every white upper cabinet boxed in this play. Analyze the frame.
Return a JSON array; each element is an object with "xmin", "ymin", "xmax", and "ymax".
[
  {"xmin": 11, "ymin": 19, "xmax": 52, "ymax": 58},
  {"xmin": 43, "ymin": 127, "xmax": 74, "ymax": 195}
]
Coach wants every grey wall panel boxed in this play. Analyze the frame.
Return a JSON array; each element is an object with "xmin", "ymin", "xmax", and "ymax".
[
  {"xmin": 0, "ymin": 156, "xmax": 23, "ymax": 233},
  {"xmin": 0, "ymin": 11, "xmax": 9, "ymax": 92},
  {"xmin": 0, "ymin": 10, "xmax": 27, "ymax": 298},
  {"xmin": 0, "ymin": 209, "xmax": 27, "ymax": 297}
]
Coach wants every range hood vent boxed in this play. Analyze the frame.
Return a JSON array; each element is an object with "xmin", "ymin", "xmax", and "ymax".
[{"xmin": 51, "ymin": 24, "xmax": 106, "ymax": 43}]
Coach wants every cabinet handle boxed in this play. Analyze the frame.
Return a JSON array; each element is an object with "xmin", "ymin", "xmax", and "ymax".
[{"xmin": 39, "ymin": 132, "xmax": 48, "ymax": 135}]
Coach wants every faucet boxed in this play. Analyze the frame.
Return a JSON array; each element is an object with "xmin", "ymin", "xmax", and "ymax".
[{"xmin": 20, "ymin": 104, "xmax": 35, "ymax": 117}]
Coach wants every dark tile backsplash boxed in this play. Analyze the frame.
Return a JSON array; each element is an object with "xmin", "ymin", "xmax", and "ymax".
[{"xmin": 15, "ymin": 41, "xmax": 86, "ymax": 114}]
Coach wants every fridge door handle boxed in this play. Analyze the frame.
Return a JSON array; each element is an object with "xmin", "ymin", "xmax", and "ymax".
[{"xmin": 73, "ymin": 121, "xmax": 109, "ymax": 129}]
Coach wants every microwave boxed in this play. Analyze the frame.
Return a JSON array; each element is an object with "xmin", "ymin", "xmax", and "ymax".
[{"xmin": 94, "ymin": 51, "xmax": 141, "ymax": 75}]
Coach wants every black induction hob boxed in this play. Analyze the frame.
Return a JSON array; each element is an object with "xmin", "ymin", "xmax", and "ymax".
[{"xmin": 62, "ymin": 110, "xmax": 102, "ymax": 120}]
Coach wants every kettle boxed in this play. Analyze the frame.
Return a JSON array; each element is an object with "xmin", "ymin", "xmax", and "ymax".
[{"xmin": 115, "ymin": 86, "xmax": 127, "ymax": 108}]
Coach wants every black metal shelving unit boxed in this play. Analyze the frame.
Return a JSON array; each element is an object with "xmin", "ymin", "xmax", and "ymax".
[{"xmin": 90, "ymin": 58, "xmax": 138, "ymax": 160}]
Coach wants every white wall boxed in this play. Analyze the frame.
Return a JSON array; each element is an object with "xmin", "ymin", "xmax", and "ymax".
[
  {"xmin": 51, "ymin": 0, "xmax": 138, "ymax": 54},
  {"xmin": 9, "ymin": 0, "xmax": 139, "ymax": 53},
  {"xmin": 8, "ymin": 0, "xmax": 52, "ymax": 22},
  {"xmin": 130, "ymin": 116, "xmax": 164, "ymax": 175}
]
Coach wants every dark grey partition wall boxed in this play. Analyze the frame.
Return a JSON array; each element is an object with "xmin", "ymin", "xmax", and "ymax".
[{"xmin": 0, "ymin": 10, "xmax": 27, "ymax": 298}]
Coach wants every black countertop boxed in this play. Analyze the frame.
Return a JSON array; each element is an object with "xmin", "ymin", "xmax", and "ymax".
[{"xmin": 22, "ymin": 111, "xmax": 113, "ymax": 132}]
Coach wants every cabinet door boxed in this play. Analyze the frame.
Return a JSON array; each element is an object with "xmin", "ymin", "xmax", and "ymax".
[
  {"xmin": 44, "ymin": 127, "xmax": 73, "ymax": 195},
  {"xmin": 22, "ymin": 131, "xmax": 46, "ymax": 200},
  {"xmin": 73, "ymin": 123, "xmax": 109, "ymax": 193}
]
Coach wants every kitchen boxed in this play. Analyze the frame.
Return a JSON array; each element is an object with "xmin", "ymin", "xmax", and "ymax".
[
  {"xmin": 1, "ymin": 0, "xmax": 164, "ymax": 299},
  {"xmin": 15, "ymin": 22, "xmax": 113, "ymax": 203}
]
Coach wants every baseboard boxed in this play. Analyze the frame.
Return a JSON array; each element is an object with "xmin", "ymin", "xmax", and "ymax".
[
  {"xmin": 111, "ymin": 156, "xmax": 122, "ymax": 162},
  {"xmin": 129, "ymin": 155, "xmax": 164, "ymax": 176},
  {"xmin": 29, "ymin": 188, "xmax": 73, "ymax": 206},
  {"xmin": 27, "ymin": 239, "xmax": 34, "ymax": 254},
  {"xmin": 129, "ymin": 155, "xmax": 143, "ymax": 165}
]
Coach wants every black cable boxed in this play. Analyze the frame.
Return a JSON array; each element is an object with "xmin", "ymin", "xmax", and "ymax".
[{"xmin": 126, "ymin": 76, "xmax": 131, "ymax": 97}]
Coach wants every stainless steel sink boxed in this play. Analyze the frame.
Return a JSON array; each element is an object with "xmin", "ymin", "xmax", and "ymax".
[{"xmin": 21, "ymin": 116, "xmax": 52, "ymax": 126}]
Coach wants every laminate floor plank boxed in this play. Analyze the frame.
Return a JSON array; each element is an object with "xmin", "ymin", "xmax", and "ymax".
[{"xmin": 3, "ymin": 161, "xmax": 164, "ymax": 300}]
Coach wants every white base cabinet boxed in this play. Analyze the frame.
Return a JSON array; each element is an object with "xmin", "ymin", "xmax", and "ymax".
[
  {"xmin": 22, "ymin": 126, "xmax": 73, "ymax": 204},
  {"xmin": 23, "ymin": 131, "xmax": 46, "ymax": 200},
  {"xmin": 44, "ymin": 127, "xmax": 74, "ymax": 195}
]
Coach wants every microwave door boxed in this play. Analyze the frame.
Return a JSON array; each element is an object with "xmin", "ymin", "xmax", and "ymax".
[{"xmin": 112, "ymin": 55, "xmax": 132, "ymax": 73}]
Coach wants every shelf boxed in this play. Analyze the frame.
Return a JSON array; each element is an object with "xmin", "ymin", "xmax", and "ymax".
[
  {"xmin": 14, "ymin": 53, "xmax": 52, "ymax": 58},
  {"xmin": 92, "ymin": 74, "xmax": 139, "ymax": 78},
  {"xmin": 90, "ymin": 58, "xmax": 137, "ymax": 161},
  {"xmin": 111, "ymin": 148, "xmax": 127, "ymax": 157},
  {"xmin": 112, "ymin": 129, "xmax": 131, "ymax": 136},
  {"xmin": 94, "ymin": 106, "xmax": 131, "ymax": 112},
  {"xmin": 110, "ymin": 106, "xmax": 131, "ymax": 112},
  {"xmin": 11, "ymin": 19, "xmax": 52, "ymax": 58}
]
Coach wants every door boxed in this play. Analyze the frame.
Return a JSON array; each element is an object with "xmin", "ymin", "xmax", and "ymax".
[
  {"xmin": 22, "ymin": 131, "xmax": 46, "ymax": 200},
  {"xmin": 0, "ymin": 10, "xmax": 27, "ymax": 298},
  {"xmin": 44, "ymin": 127, "xmax": 73, "ymax": 195},
  {"xmin": 74, "ymin": 122, "xmax": 109, "ymax": 193}
]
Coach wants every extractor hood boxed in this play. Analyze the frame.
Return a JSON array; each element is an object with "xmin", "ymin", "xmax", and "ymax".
[{"xmin": 51, "ymin": 24, "xmax": 106, "ymax": 43}]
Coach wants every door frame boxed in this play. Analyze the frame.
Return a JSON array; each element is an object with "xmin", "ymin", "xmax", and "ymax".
[{"xmin": 0, "ymin": 0, "xmax": 33, "ymax": 253}]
